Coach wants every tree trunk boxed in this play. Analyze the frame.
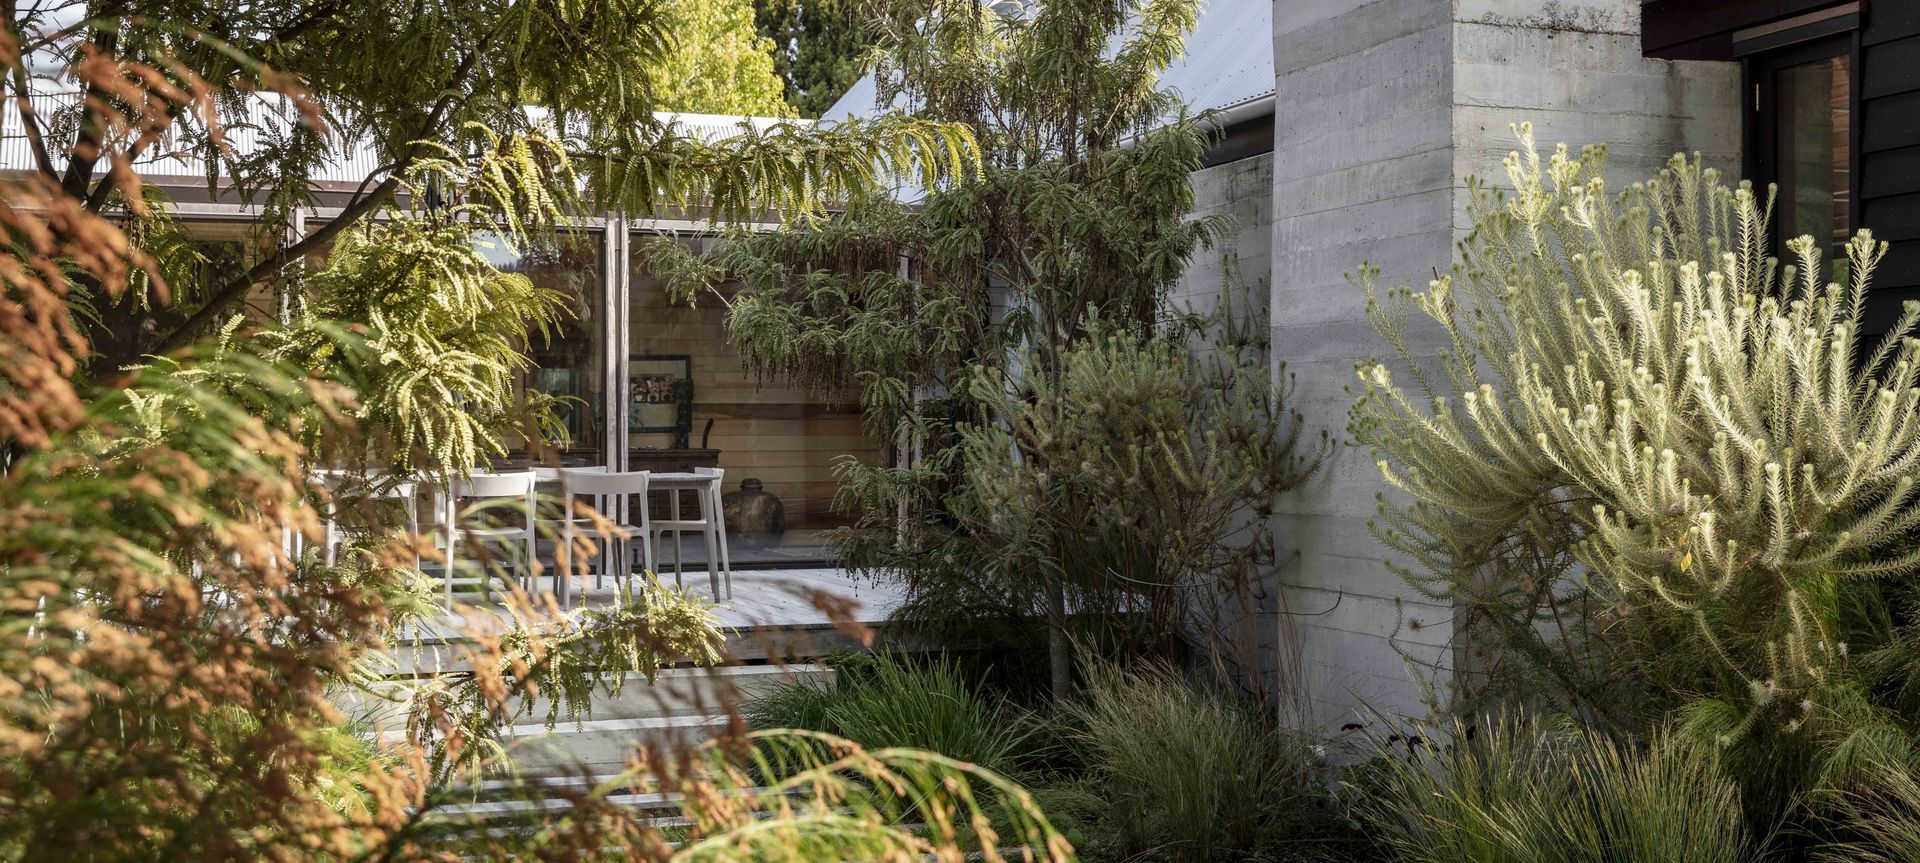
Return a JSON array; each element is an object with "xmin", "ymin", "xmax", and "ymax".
[{"xmin": 1046, "ymin": 579, "xmax": 1070, "ymax": 699}]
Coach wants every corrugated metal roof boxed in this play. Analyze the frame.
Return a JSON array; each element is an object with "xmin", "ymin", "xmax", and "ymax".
[
  {"xmin": 0, "ymin": 93, "xmax": 806, "ymax": 189},
  {"xmin": 822, "ymin": 0, "xmax": 1274, "ymax": 122},
  {"xmin": 1158, "ymin": 0, "xmax": 1274, "ymax": 116}
]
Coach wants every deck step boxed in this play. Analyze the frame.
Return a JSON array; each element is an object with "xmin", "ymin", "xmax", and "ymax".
[
  {"xmin": 502, "ymin": 713, "xmax": 733, "ymax": 777},
  {"xmin": 519, "ymin": 663, "xmax": 829, "ymax": 722},
  {"xmin": 339, "ymin": 664, "xmax": 829, "ymax": 777}
]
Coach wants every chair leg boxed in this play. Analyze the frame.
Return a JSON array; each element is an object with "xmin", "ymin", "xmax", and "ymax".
[
  {"xmin": 594, "ymin": 521, "xmax": 606, "ymax": 592},
  {"xmin": 697, "ymin": 489, "xmax": 721, "ymax": 600},
  {"xmin": 701, "ymin": 525, "xmax": 721, "ymax": 601},
  {"xmin": 443, "ymin": 516, "xmax": 456, "ymax": 606},
  {"xmin": 671, "ymin": 526, "xmax": 685, "ymax": 588},
  {"xmin": 670, "ymin": 489, "xmax": 685, "ymax": 584},
  {"xmin": 709, "ymin": 481, "xmax": 732, "ymax": 599},
  {"xmin": 407, "ymin": 500, "xmax": 422, "ymax": 570}
]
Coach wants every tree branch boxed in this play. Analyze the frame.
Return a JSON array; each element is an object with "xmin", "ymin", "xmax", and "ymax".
[
  {"xmin": 58, "ymin": 20, "xmax": 114, "ymax": 201},
  {"xmin": 144, "ymin": 51, "xmax": 479, "ymax": 358},
  {"xmin": 146, "ymin": 171, "xmax": 399, "ymax": 357}
]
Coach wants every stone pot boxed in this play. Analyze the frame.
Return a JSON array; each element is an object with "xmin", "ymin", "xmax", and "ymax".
[{"xmin": 722, "ymin": 478, "xmax": 785, "ymax": 545}]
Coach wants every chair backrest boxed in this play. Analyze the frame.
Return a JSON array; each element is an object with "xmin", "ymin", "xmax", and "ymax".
[
  {"xmin": 561, "ymin": 469, "xmax": 651, "ymax": 497},
  {"xmin": 452, "ymin": 470, "xmax": 538, "ymax": 499},
  {"xmin": 312, "ymin": 469, "xmax": 415, "ymax": 500},
  {"xmin": 691, "ymin": 466, "xmax": 724, "ymax": 485}
]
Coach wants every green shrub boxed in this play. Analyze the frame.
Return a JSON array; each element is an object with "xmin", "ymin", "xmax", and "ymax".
[
  {"xmin": 1350, "ymin": 124, "xmax": 1920, "ymax": 832},
  {"xmin": 1062, "ymin": 659, "xmax": 1320, "ymax": 862},
  {"xmin": 1355, "ymin": 714, "xmax": 1752, "ymax": 863},
  {"xmin": 743, "ymin": 652, "xmax": 1041, "ymax": 778}
]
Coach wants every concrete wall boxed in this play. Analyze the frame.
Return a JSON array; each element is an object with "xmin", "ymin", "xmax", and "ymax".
[
  {"xmin": 1266, "ymin": 0, "xmax": 1740, "ymax": 731},
  {"xmin": 1171, "ymin": 151, "xmax": 1274, "ymax": 348}
]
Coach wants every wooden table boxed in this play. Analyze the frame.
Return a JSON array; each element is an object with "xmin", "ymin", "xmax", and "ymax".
[{"xmin": 530, "ymin": 466, "xmax": 731, "ymax": 600}]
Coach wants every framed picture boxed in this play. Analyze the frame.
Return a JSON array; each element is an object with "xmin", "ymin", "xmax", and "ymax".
[{"xmin": 628, "ymin": 355, "xmax": 693, "ymax": 435}]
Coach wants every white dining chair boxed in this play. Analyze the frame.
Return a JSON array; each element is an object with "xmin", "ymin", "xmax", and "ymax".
[
  {"xmin": 652, "ymin": 467, "xmax": 732, "ymax": 600},
  {"xmin": 437, "ymin": 470, "xmax": 538, "ymax": 604},
  {"xmin": 306, "ymin": 469, "xmax": 419, "ymax": 568},
  {"xmin": 553, "ymin": 469, "xmax": 654, "ymax": 608}
]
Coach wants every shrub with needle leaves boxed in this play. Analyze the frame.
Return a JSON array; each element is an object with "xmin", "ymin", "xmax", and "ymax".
[{"xmin": 1351, "ymin": 122, "xmax": 1918, "ymax": 830}]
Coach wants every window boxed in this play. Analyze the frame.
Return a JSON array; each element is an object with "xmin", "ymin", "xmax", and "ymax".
[
  {"xmin": 1742, "ymin": 6, "xmax": 1862, "ymax": 276},
  {"xmin": 1774, "ymin": 54, "xmax": 1852, "ymax": 253},
  {"xmin": 626, "ymin": 233, "xmax": 883, "ymax": 565},
  {"xmin": 474, "ymin": 230, "xmax": 608, "ymax": 464}
]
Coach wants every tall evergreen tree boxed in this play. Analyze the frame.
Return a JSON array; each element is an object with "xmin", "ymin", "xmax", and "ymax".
[{"xmin": 754, "ymin": 0, "xmax": 870, "ymax": 117}]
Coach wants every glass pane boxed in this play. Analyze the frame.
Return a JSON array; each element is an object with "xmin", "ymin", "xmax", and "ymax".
[
  {"xmin": 628, "ymin": 234, "xmax": 883, "ymax": 566},
  {"xmin": 475, "ymin": 231, "xmax": 607, "ymax": 465},
  {"xmin": 179, "ymin": 220, "xmax": 270, "ymax": 321},
  {"xmin": 1776, "ymin": 54, "xmax": 1851, "ymax": 266}
]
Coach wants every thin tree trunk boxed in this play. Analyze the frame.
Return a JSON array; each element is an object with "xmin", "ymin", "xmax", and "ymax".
[{"xmin": 1047, "ymin": 579, "xmax": 1070, "ymax": 699}]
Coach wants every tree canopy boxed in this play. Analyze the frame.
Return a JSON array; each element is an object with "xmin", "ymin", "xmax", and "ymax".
[
  {"xmin": 754, "ymin": 0, "xmax": 871, "ymax": 117},
  {"xmin": 649, "ymin": 0, "xmax": 792, "ymax": 116},
  {"xmin": 2, "ymin": 0, "xmax": 972, "ymax": 374},
  {"xmin": 645, "ymin": 0, "xmax": 1319, "ymax": 697}
]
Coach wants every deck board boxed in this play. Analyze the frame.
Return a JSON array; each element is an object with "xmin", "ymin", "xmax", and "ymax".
[{"xmin": 412, "ymin": 567, "xmax": 908, "ymax": 665}]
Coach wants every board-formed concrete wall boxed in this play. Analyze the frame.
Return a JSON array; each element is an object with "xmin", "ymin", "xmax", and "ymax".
[
  {"xmin": 1266, "ymin": 0, "xmax": 1740, "ymax": 731},
  {"xmin": 1172, "ymin": 151, "xmax": 1274, "ymax": 348}
]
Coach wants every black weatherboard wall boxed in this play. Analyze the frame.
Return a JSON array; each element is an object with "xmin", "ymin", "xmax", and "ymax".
[
  {"xmin": 1646, "ymin": 0, "xmax": 1920, "ymax": 332},
  {"xmin": 1861, "ymin": 2, "xmax": 1920, "ymax": 315}
]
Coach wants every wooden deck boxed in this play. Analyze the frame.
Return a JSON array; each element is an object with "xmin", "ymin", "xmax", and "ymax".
[{"xmin": 427, "ymin": 567, "xmax": 909, "ymax": 664}]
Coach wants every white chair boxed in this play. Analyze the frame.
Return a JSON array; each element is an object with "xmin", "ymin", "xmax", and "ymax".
[
  {"xmin": 554, "ymin": 469, "xmax": 654, "ymax": 608},
  {"xmin": 652, "ymin": 467, "xmax": 732, "ymax": 600},
  {"xmin": 438, "ymin": 470, "xmax": 538, "ymax": 604},
  {"xmin": 307, "ymin": 469, "xmax": 419, "ymax": 567}
]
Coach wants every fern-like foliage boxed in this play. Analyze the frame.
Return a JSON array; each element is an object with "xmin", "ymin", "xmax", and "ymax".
[
  {"xmin": 1352, "ymin": 123, "xmax": 1919, "ymax": 823},
  {"xmin": 639, "ymin": 0, "xmax": 1275, "ymax": 694}
]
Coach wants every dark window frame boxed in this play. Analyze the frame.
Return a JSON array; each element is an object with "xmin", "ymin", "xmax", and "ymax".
[{"xmin": 1739, "ymin": 8, "xmax": 1866, "ymax": 253}]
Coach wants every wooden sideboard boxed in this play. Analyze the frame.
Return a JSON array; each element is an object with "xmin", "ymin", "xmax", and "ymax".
[{"xmin": 627, "ymin": 447, "xmax": 721, "ymax": 473}]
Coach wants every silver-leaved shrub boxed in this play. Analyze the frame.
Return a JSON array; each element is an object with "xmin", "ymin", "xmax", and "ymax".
[{"xmin": 1352, "ymin": 124, "xmax": 1911, "ymax": 813}]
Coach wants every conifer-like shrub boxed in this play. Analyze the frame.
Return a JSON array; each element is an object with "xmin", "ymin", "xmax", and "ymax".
[{"xmin": 1351, "ymin": 124, "xmax": 1913, "ymax": 819}]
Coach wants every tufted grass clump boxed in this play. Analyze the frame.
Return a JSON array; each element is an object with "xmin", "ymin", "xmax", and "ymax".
[{"xmin": 1354, "ymin": 713, "xmax": 1753, "ymax": 863}]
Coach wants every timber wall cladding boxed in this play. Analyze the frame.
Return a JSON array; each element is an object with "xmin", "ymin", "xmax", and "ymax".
[
  {"xmin": 626, "ymin": 256, "xmax": 880, "ymax": 531},
  {"xmin": 1862, "ymin": 1, "xmax": 1920, "ymax": 316}
]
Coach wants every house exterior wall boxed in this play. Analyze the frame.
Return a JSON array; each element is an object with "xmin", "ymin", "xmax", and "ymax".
[
  {"xmin": 1172, "ymin": 151, "xmax": 1274, "ymax": 347},
  {"xmin": 1266, "ymin": 0, "xmax": 1740, "ymax": 731}
]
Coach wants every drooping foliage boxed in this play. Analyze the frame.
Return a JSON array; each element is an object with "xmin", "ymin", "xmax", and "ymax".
[
  {"xmin": 1355, "ymin": 713, "xmax": 1754, "ymax": 863},
  {"xmin": 0, "ymin": 13, "xmax": 1071, "ymax": 862},
  {"xmin": 646, "ymin": 0, "xmax": 1319, "ymax": 697},
  {"xmin": 744, "ymin": 652, "xmax": 1043, "ymax": 779},
  {"xmin": 1061, "ymin": 659, "xmax": 1320, "ymax": 862},
  {"xmin": 1351, "ymin": 124, "xmax": 1920, "ymax": 836},
  {"xmin": 4, "ymin": 0, "xmax": 974, "ymax": 372}
]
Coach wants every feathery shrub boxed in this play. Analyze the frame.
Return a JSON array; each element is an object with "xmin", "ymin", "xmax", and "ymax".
[
  {"xmin": 1351, "ymin": 124, "xmax": 1917, "ymax": 827},
  {"xmin": 744, "ymin": 653, "xmax": 1042, "ymax": 778}
]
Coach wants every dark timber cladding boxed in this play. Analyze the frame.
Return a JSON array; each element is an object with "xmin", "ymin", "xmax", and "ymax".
[{"xmin": 1645, "ymin": 0, "xmax": 1920, "ymax": 331}]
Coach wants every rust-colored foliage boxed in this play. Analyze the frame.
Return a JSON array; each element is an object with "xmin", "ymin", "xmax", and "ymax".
[
  {"xmin": 0, "ymin": 21, "xmax": 1072, "ymax": 863},
  {"xmin": 0, "ymin": 28, "xmax": 420, "ymax": 860}
]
